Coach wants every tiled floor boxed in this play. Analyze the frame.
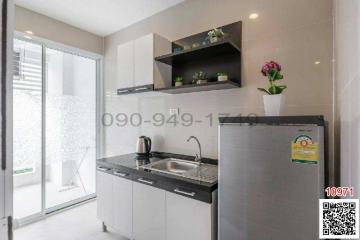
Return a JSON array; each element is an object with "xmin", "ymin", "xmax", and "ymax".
[
  {"xmin": 14, "ymin": 201, "xmax": 127, "ymax": 240},
  {"xmin": 14, "ymin": 181, "xmax": 94, "ymax": 219}
]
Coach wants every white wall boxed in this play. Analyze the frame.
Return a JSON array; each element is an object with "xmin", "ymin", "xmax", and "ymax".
[
  {"xmin": 103, "ymin": 0, "xmax": 334, "ymax": 182},
  {"xmin": 104, "ymin": 0, "xmax": 333, "ymax": 161},
  {"xmin": 335, "ymin": 0, "xmax": 360, "ymax": 197}
]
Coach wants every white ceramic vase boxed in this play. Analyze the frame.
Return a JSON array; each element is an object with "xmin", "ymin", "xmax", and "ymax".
[
  {"xmin": 263, "ymin": 94, "xmax": 285, "ymax": 116},
  {"xmin": 218, "ymin": 75, "xmax": 228, "ymax": 81}
]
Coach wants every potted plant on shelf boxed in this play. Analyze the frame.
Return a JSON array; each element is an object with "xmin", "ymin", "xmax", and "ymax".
[
  {"xmin": 217, "ymin": 72, "xmax": 228, "ymax": 81},
  {"xmin": 192, "ymin": 71, "xmax": 208, "ymax": 84},
  {"xmin": 174, "ymin": 76, "xmax": 184, "ymax": 87},
  {"xmin": 207, "ymin": 28, "xmax": 225, "ymax": 43},
  {"xmin": 258, "ymin": 60, "xmax": 286, "ymax": 116}
]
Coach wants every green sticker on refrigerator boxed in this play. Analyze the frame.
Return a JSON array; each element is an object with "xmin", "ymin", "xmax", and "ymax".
[{"xmin": 291, "ymin": 135, "xmax": 318, "ymax": 164}]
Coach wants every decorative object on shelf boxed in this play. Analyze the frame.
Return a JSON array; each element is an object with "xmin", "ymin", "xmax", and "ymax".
[
  {"xmin": 217, "ymin": 72, "xmax": 228, "ymax": 81},
  {"xmin": 192, "ymin": 71, "xmax": 208, "ymax": 84},
  {"xmin": 192, "ymin": 42, "xmax": 200, "ymax": 48},
  {"xmin": 174, "ymin": 47, "xmax": 182, "ymax": 53},
  {"xmin": 207, "ymin": 28, "xmax": 225, "ymax": 43},
  {"xmin": 183, "ymin": 45, "xmax": 191, "ymax": 51},
  {"xmin": 202, "ymin": 40, "xmax": 208, "ymax": 46},
  {"xmin": 174, "ymin": 76, "xmax": 184, "ymax": 86},
  {"xmin": 258, "ymin": 60, "xmax": 286, "ymax": 116}
]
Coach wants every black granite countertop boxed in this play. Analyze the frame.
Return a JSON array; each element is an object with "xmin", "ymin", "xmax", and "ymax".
[{"xmin": 97, "ymin": 152, "xmax": 218, "ymax": 203}]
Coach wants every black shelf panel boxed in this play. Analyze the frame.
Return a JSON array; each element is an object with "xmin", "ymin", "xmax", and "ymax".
[
  {"xmin": 155, "ymin": 80, "xmax": 240, "ymax": 94},
  {"xmin": 155, "ymin": 40, "xmax": 240, "ymax": 66}
]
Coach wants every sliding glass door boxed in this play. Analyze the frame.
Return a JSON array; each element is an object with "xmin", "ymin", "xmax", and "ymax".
[
  {"xmin": 13, "ymin": 37, "xmax": 99, "ymax": 224},
  {"xmin": 45, "ymin": 48, "xmax": 96, "ymax": 209},
  {"xmin": 13, "ymin": 39, "xmax": 43, "ymax": 220}
]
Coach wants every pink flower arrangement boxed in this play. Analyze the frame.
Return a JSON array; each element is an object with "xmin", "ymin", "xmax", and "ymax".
[
  {"xmin": 258, "ymin": 60, "xmax": 286, "ymax": 95},
  {"xmin": 261, "ymin": 61, "xmax": 281, "ymax": 76}
]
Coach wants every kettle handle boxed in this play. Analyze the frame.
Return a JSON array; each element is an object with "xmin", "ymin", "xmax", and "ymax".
[{"xmin": 146, "ymin": 137, "xmax": 152, "ymax": 153}]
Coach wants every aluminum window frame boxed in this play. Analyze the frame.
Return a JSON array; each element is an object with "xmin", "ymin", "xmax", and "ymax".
[{"xmin": 13, "ymin": 31, "xmax": 103, "ymax": 228}]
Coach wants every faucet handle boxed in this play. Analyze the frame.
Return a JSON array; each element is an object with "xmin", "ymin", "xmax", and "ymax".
[{"xmin": 195, "ymin": 154, "xmax": 201, "ymax": 162}]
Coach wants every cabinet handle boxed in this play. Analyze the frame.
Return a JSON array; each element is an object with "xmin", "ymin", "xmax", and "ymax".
[
  {"xmin": 113, "ymin": 171, "xmax": 128, "ymax": 177},
  {"xmin": 137, "ymin": 178, "xmax": 154, "ymax": 185},
  {"xmin": 97, "ymin": 166, "xmax": 111, "ymax": 172},
  {"xmin": 117, "ymin": 89, "xmax": 131, "ymax": 94},
  {"xmin": 134, "ymin": 87, "xmax": 148, "ymax": 91},
  {"xmin": 174, "ymin": 188, "xmax": 196, "ymax": 197}
]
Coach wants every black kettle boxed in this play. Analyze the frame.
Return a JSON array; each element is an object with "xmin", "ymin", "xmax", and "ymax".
[{"xmin": 136, "ymin": 136, "xmax": 151, "ymax": 155}]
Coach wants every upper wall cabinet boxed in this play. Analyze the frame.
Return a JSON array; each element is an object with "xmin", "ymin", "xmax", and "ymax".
[
  {"xmin": 117, "ymin": 33, "xmax": 171, "ymax": 95},
  {"xmin": 117, "ymin": 41, "xmax": 134, "ymax": 89}
]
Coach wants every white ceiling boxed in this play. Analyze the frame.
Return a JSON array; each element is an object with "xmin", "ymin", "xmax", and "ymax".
[{"xmin": 15, "ymin": 0, "xmax": 184, "ymax": 36}]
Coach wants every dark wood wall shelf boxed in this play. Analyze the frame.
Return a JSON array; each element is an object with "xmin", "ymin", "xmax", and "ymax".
[
  {"xmin": 154, "ymin": 21, "xmax": 242, "ymax": 94},
  {"xmin": 157, "ymin": 81, "xmax": 240, "ymax": 94},
  {"xmin": 155, "ymin": 40, "xmax": 240, "ymax": 66}
]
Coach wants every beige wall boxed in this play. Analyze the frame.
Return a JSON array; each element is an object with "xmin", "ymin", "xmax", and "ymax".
[
  {"xmin": 335, "ymin": 0, "xmax": 360, "ymax": 196},
  {"xmin": 14, "ymin": 6, "xmax": 103, "ymax": 55},
  {"xmin": 103, "ymin": 0, "xmax": 334, "ymax": 182}
]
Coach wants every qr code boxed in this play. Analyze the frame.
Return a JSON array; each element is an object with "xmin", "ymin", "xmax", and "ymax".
[{"xmin": 320, "ymin": 199, "xmax": 359, "ymax": 239}]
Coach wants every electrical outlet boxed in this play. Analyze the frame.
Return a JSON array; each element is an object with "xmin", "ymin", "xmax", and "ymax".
[{"xmin": 169, "ymin": 108, "xmax": 180, "ymax": 116}]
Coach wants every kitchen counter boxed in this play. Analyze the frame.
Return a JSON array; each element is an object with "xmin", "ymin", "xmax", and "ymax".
[{"xmin": 97, "ymin": 152, "xmax": 218, "ymax": 203}]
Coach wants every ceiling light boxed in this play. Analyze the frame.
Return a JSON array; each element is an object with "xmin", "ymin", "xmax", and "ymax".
[
  {"xmin": 24, "ymin": 30, "xmax": 34, "ymax": 35},
  {"xmin": 315, "ymin": 61, "xmax": 321, "ymax": 65},
  {"xmin": 24, "ymin": 35, "xmax": 32, "ymax": 40},
  {"xmin": 249, "ymin": 13, "xmax": 259, "ymax": 20}
]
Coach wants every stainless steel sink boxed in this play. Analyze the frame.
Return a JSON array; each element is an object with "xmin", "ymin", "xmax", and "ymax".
[
  {"xmin": 140, "ymin": 158, "xmax": 218, "ymax": 183},
  {"xmin": 149, "ymin": 158, "xmax": 199, "ymax": 174}
]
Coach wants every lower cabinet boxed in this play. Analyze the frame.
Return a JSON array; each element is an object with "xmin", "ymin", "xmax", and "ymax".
[
  {"xmin": 97, "ymin": 170, "xmax": 132, "ymax": 239},
  {"xmin": 166, "ymin": 191, "xmax": 213, "ymax": 240},
  {"xmin": 97, "ymin": 169, "xmax": 215, "ymax": 240},
  {"xmin": 112, "ymin": 174, "xmax": 133, "ymax": 239},
  {"xmin": 133, "ymin": 181, "xmax": 166, "ymax": 240},
  {"xmin": 97, "ymin": 170, "xmax": 113, "ymax": 226}
]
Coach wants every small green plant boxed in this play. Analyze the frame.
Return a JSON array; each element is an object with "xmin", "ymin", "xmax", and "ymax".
[
  {"xmin": 207, "ymin": 28, "xmax": 225, "ymax": 39},
  {"xmin": 258, "ymin": 61, "xmax": 286, "ymax": 95},
  {"xmin": 175, "ymin": 76, "xmax": 183, "ymax": 82},
  {"xmin": 192, "ymin": 71, "xmax": 207, "ymax": 84},
  {"xmin": 217, "ymin": 72, "xmax": 227, "ymax": 77}
]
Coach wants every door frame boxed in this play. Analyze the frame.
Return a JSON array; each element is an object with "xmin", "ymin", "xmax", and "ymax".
[
  {"xmin": 12, "ymin": 32, "xmax": 103, "ymax": 228},
  {"xmin": 1, "ymin": 0, "xmax": 14, "ymax": 239}
]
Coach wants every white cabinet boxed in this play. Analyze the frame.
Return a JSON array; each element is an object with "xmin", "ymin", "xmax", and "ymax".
[
  {"xmin": 117, "ymin": 41, "xmax": 134, "ymax": 89},
  {"xmin": 96, "ymin": 170, "xmax": 113, "ymax": 226},
  {"xmin": 133, "ymin": 181, "xmax": 166, "ymax": 240},
  {"xmin": 134, "ymin": 34, "xmax": 154, "ymax": 87},
  {"xmin": 166, "ymin": 192, "xmax": 214, "ymax": 240},
  {"xmin": 98, "ymin": 170, "xmax": 216, "ymax": 240},
  {"xmin": 112, "ymin": 174, "xmax": 133, "ymax": 239},
  {"xmin": 97, "ymin": 170, "xmax": 132, "ymax": 239},
  {"xmin": 116, "ymin": 33, "xmax": 171, "ymax": 90}
]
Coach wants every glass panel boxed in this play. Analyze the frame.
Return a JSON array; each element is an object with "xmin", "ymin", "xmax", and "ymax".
[
  {"xmin": 13, "ymin": 39, "xmax": 43, "ymax": 219},
  {"xmin": 45, "ymin": 48, "xmax": 96, "ymax": 208}
]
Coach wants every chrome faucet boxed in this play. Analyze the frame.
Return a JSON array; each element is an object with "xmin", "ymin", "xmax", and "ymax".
[{"xmin": 187, "ymin": 136, "xmax": 202, "ymax": 164}]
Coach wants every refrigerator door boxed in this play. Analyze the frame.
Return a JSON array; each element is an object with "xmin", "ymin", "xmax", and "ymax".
[{"xmin": 219, "ymin": 124, "xmax": 324, "ymax": 240}]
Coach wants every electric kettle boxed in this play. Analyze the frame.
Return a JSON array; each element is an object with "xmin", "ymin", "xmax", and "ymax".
[{"xmin": 136, "ymin": 136, "xmax": 152, "ymax": 155}]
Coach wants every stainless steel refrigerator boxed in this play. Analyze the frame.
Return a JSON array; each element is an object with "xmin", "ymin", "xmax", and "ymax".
[{"xmin": 218, "ymin": 116, "xmax": 325, "ymax": 240}]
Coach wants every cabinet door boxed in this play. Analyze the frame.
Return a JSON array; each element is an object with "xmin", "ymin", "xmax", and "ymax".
[
  {"xmin": 96, "ymin": 171, "xmax": 113, "ymax": 226},
  {"xmin": 166, "ymin": 192, "xmax": 212, "ymax": 240},
  {"xmin": 133, "ymin": 181, "xmax": 165, "ymax": 240},
  {"xmin": 117, "ymin": 41, "xmax": 134, "ymax": 89},
  {"xmin": 112, "ymin": 175, "xmax": 133, "ymax": 239},
  {"xmin": 134, "ymin": 34, "xmax": 154, "ymax": 87}
]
